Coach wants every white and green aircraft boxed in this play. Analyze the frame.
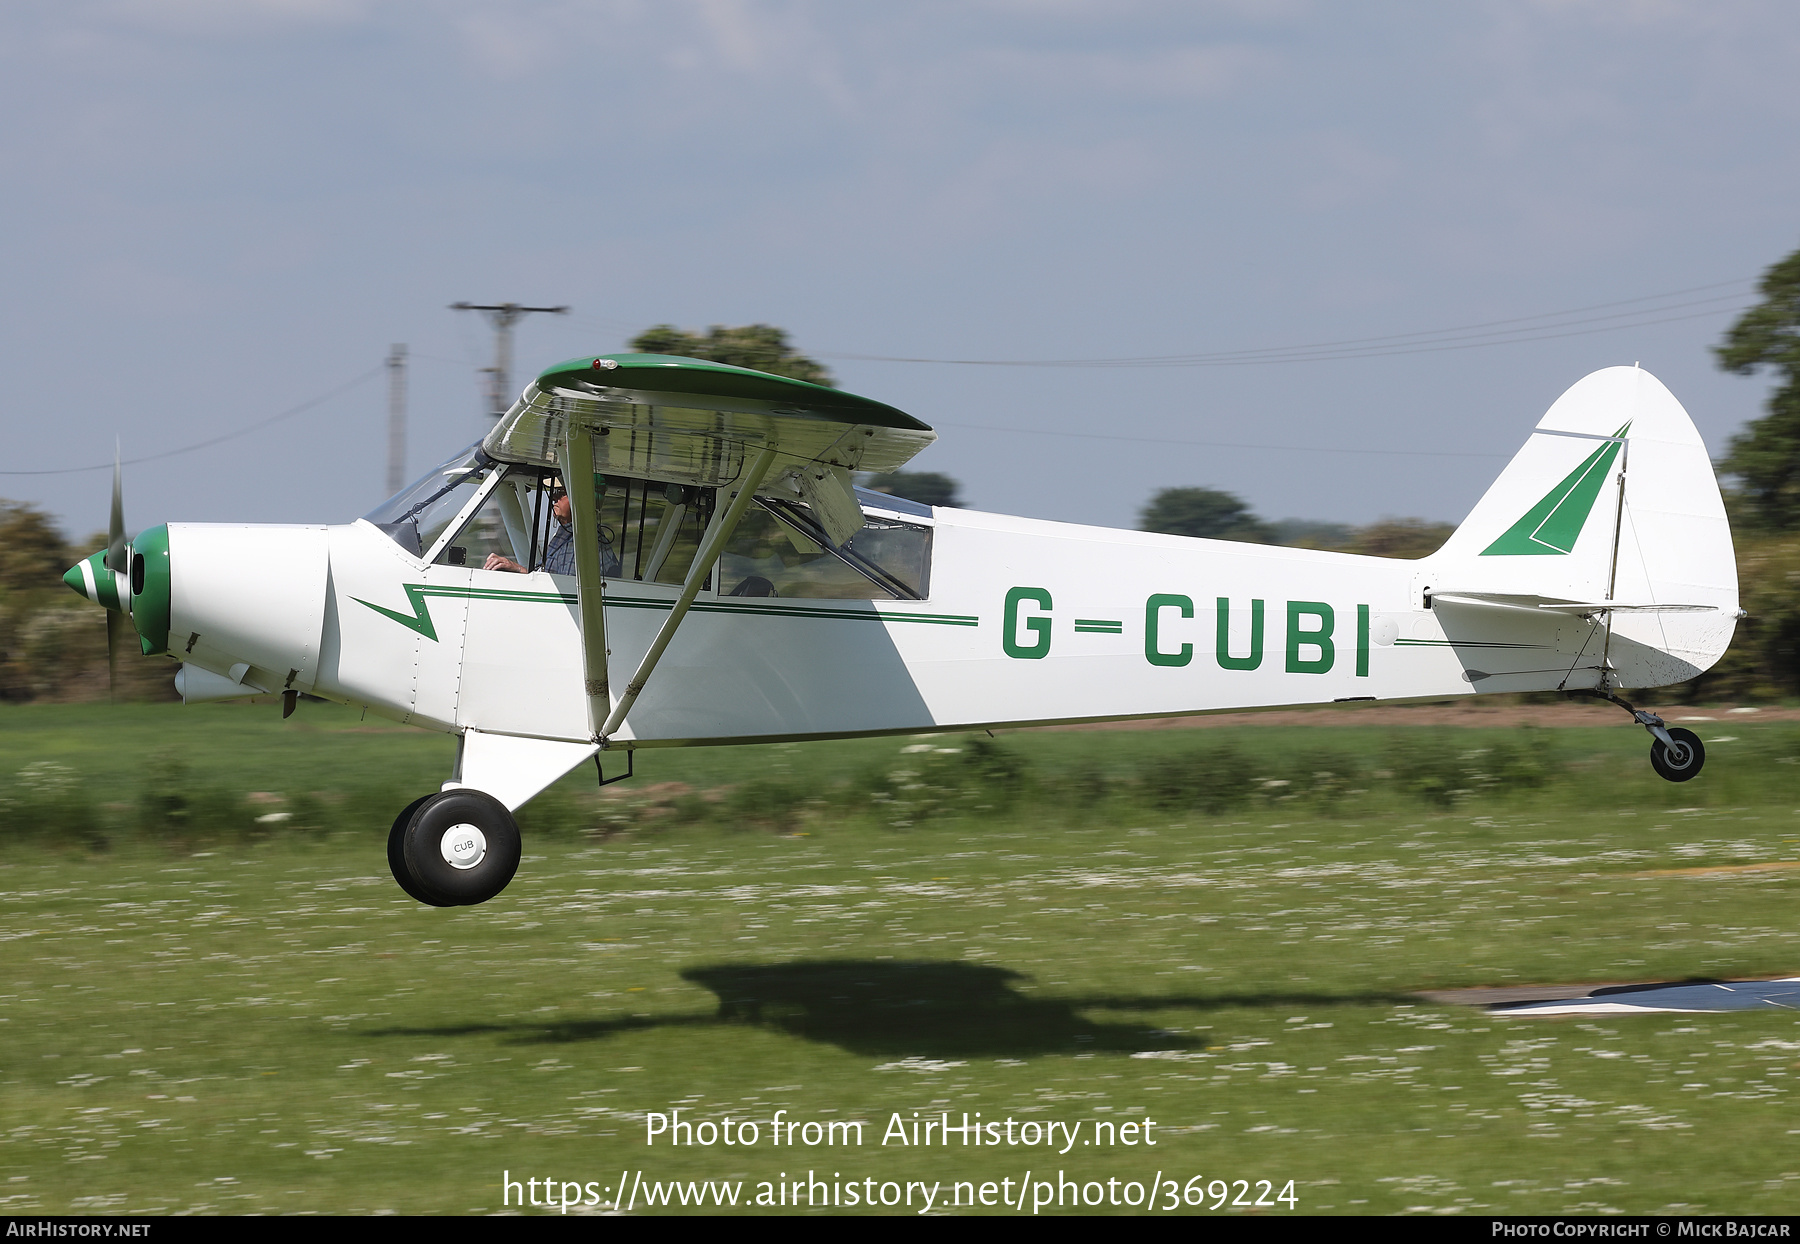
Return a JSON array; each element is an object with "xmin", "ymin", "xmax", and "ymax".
[{"xmin": 65, "ymin": 357, "xmax": 1739, "ymax": 907}]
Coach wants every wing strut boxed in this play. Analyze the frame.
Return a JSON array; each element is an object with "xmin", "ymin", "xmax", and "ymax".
[
  {"xmin": 564, "ymin": 421, "xmax": 613, "ymax": 740},
  {"xmin": 598, "ymin": 444, "xmax": 779, "ymax": 742}
]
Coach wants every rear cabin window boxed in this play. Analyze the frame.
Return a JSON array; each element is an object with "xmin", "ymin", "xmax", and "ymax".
[
  {"xmin": 718, "ymin": 499, "xmax": 931, "ymax": 600},
  {"xmin": 590, "ymin": 475, "xmax": 715, "ymax": 584}
]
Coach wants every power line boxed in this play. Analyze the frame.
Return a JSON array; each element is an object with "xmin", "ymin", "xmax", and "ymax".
[
  {"xmin": 0, "ymin": 366, "xmax": 384, "ymax": 476},
  {"xmin": 1149, "ymin": 278, "xmax": 1749, "ymax": 359},
  {"xmin": 933, "ymin": 420, "xmax": 1510, "ymax": 459},
  {"xmin": 825, "ymin": 278, "xmax": 1753, "ymax": 369},
  {"xmin": 5, "ymin": 276, "xmax": 1747, "ymax": 476}
]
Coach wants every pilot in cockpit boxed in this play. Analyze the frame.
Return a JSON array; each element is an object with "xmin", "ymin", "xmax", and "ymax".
[{"xmin": 486, "ymin": 478, "xmax": 621, "ymax": 577}]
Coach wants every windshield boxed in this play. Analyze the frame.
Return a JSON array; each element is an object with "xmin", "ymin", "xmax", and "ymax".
[{"xmin": 363, "ymin": 445, "xmax": 496, "ymax": 557}]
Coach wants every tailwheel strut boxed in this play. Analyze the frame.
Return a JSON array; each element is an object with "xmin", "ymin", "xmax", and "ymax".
[{"xmin": 1571, "ymin": 689, "xmax": 1705, "ymax": 783}]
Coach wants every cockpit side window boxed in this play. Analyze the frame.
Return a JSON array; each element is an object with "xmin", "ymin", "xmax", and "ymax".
[
  {"xmin": 433, "ymin": 468, "xmax": 540, "ymax": 568},
  {"xmin": 439, "ymin": 467, "xmax": 718, "ymax": 583}
]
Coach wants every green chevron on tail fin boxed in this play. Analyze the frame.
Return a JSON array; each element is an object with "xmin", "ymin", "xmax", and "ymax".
[{"xmin": 1481, "ymin": 422, "xmax": 1629, "ymax": 556}]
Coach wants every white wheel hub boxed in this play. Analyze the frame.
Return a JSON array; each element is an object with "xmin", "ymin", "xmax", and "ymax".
[{"xmin": 441, "ymin": 824, "xmax": 487, "ymax": 870}]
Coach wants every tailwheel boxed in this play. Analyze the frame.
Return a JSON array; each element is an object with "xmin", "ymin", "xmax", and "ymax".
[
  {"xmin": 1649, "ymin": 727, "xmax": 1705, "ymax": 783},
  {"xmin": 1571, "ymin": 691, "xmax": 1711, "ymax": 785},
  {"xmin": 387, "ymin": 789, "xmax": 522, "ymax": 906}
]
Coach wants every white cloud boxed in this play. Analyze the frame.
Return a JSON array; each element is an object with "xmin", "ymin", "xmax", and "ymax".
[
  {"xmin": 694, "ymin": 0, "xmax": 769, "ymax": 73},
  {"xmin": 974, "ymin": 42, "xmax": 1273, "ymax": 101},
  {"xmin": 105, "ymin": 0, "xmax": 371, "ymax": 29},
  {"xmin": 1293, "ymin": 131, "xmax": 1402, "ymax": 212},
  {"xmin": 453, "ymin": 8, "xmax": 559, "ymax": 79}
]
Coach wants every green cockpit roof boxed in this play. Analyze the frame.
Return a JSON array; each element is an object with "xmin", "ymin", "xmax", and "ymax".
[{"xmin": 535, "ymin": 354, "xmax": 932, "ymax": 433}]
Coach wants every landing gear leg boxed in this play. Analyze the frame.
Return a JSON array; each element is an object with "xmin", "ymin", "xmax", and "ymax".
[{"xmin": 1573, "ymin": 689, "xmax": 1705, "ymax": 783}]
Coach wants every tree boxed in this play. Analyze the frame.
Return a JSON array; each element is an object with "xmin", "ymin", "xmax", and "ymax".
[
  {"xmin": 1717, "ymin": 246, "xmax": 1800, "ymax": 529},
  {"xmin": 1346, "ymin": 517, "xmax": 1454, "ymax": 559},
  {"xmin": 628, "ymin": 323, "xmax": 834, "ymax": 386},
  {"xmin": 862, "ymin": 471, "xmax": 962, "ymax": 508},
  {"xmin": 0, "ymin": 501, "xmax": 70, "ymax": 592},
  {"xmin": 0, "ymin": 502, "xmax": 176, "ymax": 703},
  {"xmin": 1138, "ymin": 487, "xmax": 1269, "ymax": 542},
  {"xmin": 1264, "ymin": 518, "xmax": 1354, "ymax": 549}
]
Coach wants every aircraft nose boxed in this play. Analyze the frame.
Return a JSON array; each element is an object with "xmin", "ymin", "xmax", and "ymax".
[
  {"xmin": 60, "ymin": 526, "xmax": 171, "ymax": 655},
  {"xmin": 63, "ymin": 550, "xmax": 123, "ymax": 611}
]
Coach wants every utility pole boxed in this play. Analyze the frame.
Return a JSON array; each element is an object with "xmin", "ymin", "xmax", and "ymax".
[
  {"xmin": 385, "ymin": 343, "xmax": 408, "ymax": 495},
  {"xmin": 451, "ymin": 302, "xmax": 570, "ymax": 421}
]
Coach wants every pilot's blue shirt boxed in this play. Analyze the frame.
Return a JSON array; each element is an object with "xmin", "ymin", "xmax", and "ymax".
[
  {"xmin": 542, "ymin": 524, "xmax": 621, "ymax": 577},
  {"xmin": 543, "ymin": 525, "xmax": 574, "ymax": 575}
]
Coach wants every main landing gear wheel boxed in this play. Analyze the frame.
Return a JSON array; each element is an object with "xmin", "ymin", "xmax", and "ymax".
[
  {"xmin": 387, "ymin": 795, "xmax": 448, "ymax": 907},
  {"xmin": 1650, "ymin": 727, "xmax": 1705, "ymax": 783},
  {"xmin": 388, "ymin": 789, "xmax": 522, "ymax": 906}
]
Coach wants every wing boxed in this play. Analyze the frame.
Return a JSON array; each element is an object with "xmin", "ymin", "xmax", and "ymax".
[
  {"xmin": 481, "ymin": 353, "xmax": 938, "ymax": 742},
  {"xmin": 483, "ymin": 352, "xmax": 934, "ymax": 491}
]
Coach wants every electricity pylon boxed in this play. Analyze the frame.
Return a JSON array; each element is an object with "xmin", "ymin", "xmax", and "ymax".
[{"xmin": 451, "ymin": 302, "xmax": 570, "ymax": 421}]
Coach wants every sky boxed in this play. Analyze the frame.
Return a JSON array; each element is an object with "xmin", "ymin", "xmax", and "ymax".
[{"xmin": 4, "ymin": 0, "xmax": 1799, "ymax": 540}]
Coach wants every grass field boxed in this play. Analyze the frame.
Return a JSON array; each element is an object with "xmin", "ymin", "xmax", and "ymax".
[{"xmin": 3, "ymin": 701, "xmax": 1800, "ymax": 1215}]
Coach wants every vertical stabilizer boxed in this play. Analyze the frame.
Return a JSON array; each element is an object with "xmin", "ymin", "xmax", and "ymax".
[{"xmin": 1426, "ymin": 367, "xmax": 1738, "ymax": 689}]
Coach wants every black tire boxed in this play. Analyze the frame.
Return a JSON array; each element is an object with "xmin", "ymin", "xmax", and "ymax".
[
  {"xmin": 398, "ymin": 789, "xmax": 522, "ymax": 907},
  {"xmin": 1650, "ymin": 727, "xmax": 1705, "ymax": 783},
  {"xmin": 387, "ymin": 794, "xmax": 449, "ymax": 906}
]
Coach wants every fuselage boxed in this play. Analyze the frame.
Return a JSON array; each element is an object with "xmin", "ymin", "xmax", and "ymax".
[
  {"xmin": 156, "ymin": 504, "xmax": 1502, "ymax": 748},
  {"xmin": 72, "ymin": 361, "xmax": 1737, "ymax": 756}
]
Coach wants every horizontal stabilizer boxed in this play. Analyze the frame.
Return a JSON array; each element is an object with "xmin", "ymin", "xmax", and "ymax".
[
  {"xmin": 1432, "ymin": 591, "xmax": 1722, "ymax": 615},
  {"xmin": 1536, "ymin": 601, "xmax": 1721, "ymax": 615}
]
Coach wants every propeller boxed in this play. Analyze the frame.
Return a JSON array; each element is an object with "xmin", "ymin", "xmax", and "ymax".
[
  {"xmin": 104, "ymin": 444, "xmax": 128, "ymax": 701},
  {"xmin": 105, "ymin": 442, "xmax": 127, "ymax": 575},
  {"xmin": 59, "ymin": 442, "xmax": 142, "ymax": 701}
]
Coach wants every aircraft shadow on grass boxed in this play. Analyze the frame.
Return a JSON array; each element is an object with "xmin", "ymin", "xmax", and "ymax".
[{"xmin": 371, "ymin": 959, "xmax": 1415, "ymax": 1059}]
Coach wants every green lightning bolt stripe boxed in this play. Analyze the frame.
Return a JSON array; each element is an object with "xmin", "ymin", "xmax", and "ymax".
[
  {"xmin": 353, "ymin": 584, "xmax": 978, "ymax": 642},
  {"xmin": 351, "ymin": 584, "xmax": 575, "ymax": 641}
]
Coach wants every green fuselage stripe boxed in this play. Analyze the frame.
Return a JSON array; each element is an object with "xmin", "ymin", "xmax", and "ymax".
[
  {"xmin": 353, "ymin": 583, "xmax": 978, "ymax": 641},
  {"xmin": 1393, "ymin": 638, "xmax": 1548, "ymax": 650}
]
